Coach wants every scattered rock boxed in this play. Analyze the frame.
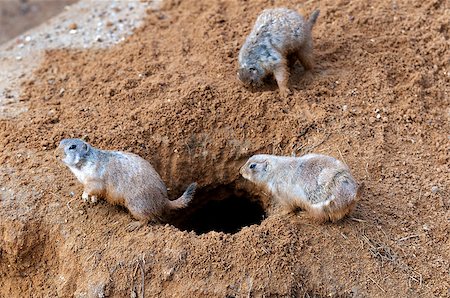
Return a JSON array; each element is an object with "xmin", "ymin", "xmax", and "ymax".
[{"xmin": 68, "ymin": 22, "xmax": 78, "ymax": 30}]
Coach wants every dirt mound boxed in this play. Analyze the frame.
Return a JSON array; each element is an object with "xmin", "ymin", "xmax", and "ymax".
[{"xmin": 1, "ymin": 0, "xmax": 449, "ymax": 297}]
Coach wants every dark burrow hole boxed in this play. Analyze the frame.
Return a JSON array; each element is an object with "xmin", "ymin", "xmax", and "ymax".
[{"xmin": 170, "ymin": 183, "xmax": 266, "ymax": 235}]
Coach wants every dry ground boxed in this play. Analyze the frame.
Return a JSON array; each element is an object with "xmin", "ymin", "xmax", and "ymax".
[{"xmin": 0, "ymin": 0, "xmax": 449, "ymax": 297}]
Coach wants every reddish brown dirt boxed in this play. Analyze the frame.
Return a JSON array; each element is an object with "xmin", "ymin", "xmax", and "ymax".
[{"xmin": 1, "ymin": 0, "xmax": 449, "ymax": 297}]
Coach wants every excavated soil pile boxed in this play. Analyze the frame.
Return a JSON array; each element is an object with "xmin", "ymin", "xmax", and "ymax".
[{"xmin": 1, "ymin": 0, "xmax": 449, "ymax": 297}]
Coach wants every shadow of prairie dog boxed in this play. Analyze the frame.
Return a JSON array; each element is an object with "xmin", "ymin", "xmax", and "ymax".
[
  {"xmin": 240, "ymin": 154, "xmax": 359, "ymax": 222},
  {"xmin": 238, "ymin": 8, "xmax": 320, "ymax": 97},
  {"xmin": 56, "ymin": 138, "xmax": 197, "ymax": 231}
]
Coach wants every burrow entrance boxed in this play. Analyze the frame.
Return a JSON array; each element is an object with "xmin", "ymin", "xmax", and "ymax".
[{"xmin": 170, "ymin": 183, "xmax": 267, "ymax": 235}]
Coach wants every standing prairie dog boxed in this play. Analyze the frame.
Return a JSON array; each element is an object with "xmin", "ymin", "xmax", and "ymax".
[
  {"xmin": 56, "ymin": 138, "xmax": 197, "ymax": 231},
  {"xmin": 238, "ymin": 8, "xmax": 320, "ymax": 96},
  {"xmin": 240, "ymin": 154, "xmax": 359, "ymax": 222}
]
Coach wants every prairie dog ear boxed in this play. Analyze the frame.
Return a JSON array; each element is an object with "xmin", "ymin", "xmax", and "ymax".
[
  {"xmin": 263, "ymin": 160, "xmax": 270, "ymax": 172},
  {"xmin": 82, "ymin": 143, "xmax": 89, "ymax": 154}
]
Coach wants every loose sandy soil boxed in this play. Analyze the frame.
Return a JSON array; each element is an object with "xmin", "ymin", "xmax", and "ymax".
[{"xmin": 0, "ymin": 0, "xmax": 449, "ymax": 297}]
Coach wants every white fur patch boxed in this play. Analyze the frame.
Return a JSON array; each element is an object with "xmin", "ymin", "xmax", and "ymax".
[
  {"xmin": 291, "ymin": 184, "xmax": 307, "ymax": 202},
  {"xmin": 68, "ymin": 162, "xmax": 97, "ymax": 184},
  {"xmin": 311, "ymin": 200, "xmax": 330, "ymax": 208},
  {"xmin": 299, "ymin": 153, "xmax": 319, "ymax": 162}
]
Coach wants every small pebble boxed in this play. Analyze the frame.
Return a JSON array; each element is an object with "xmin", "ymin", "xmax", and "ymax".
[
  {"xmin": 68, "ymin": 23, "xmax": 78, "ymax": 30},
  {"xmin": 431, "ymin": 186, "xmax": 440, "ymax": 194}
]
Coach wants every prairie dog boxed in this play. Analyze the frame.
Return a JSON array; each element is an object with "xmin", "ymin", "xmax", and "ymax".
[
  {"xmin": 240, "ymin": 154, "xmax": 359, "ymax": 222},
  {"xmin": 238, "ymin": 8, "xmax": 320, "ymax": 96},
  {"xmin": 56, "ymin": 138, "xmax": 197, "ymax": 231}
]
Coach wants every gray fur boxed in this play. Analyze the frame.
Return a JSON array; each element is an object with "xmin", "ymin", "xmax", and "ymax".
[
  {"xmin": 238, "ymin": 8, "xmax": 320, "ymax": 96},
  {"xmin": 57, "ymin": 138, "xmax": 197, "ymax": 230},
  {"xmin": 240, "ymin": 153, "xmax": 359, "ymax": 222}
]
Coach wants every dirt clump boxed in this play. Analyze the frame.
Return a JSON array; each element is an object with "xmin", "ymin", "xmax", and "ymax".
[{"xmin": 0, "ymin": 0, "xmax": 449, "ymax": 297}]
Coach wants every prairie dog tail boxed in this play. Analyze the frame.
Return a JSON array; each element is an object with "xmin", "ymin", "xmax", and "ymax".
[
  {"xmin": 307, "ymin": 9, "xmax": 320, "ymax": 29},
  {"xmin": 310, "ymin": 171, "xmax": 359, "ymax": 222},
  {"xmin": 168, "ymin": 182, "xmax": 197, "ymax": 210}
]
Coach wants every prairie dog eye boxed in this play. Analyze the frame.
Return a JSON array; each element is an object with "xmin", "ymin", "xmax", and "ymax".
[
  {"xmin": 69, "ymin": 144, "xmax": 77, "ymax": 150},
  {"xmin": 249, "ymin": 163, "xmax": 256, "ymax": 169}
]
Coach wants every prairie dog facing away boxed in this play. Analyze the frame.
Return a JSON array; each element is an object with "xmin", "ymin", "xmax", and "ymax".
[
  {"xmin": 56, "ymin": 138, "xmax": 197, "ymax": 231},
  {"xmin": 238, "ymin": 8, "xmax": 320, "ymax": 96},
  {"xmin": 240, "ymin": 154, "xmax": 359, "ymax": 222}
]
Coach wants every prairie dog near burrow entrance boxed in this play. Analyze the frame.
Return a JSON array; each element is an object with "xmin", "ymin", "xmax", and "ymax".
[
  {"xmin": 56, "ymin": 138, "xmax": 197, "ymax": 231},
  {"xmin": 240, "ymin": 153, "xmax": 359, "ymax": 222},
  {"xmin": 238, "ymin": 8, "xmax": 320, "ymax": 96}
]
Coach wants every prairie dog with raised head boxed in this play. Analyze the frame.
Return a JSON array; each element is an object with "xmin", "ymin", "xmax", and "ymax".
[
  {"xmin": 56, "ymin": 138, "xmax": 197, "ymax": 231},
  {"xmin": 240, "ymin": 153, "xmax": 359, "ymax": 222},
  {"xmin": 238, "ymin": 8, "xmax": 320, "ymax": 96}
]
